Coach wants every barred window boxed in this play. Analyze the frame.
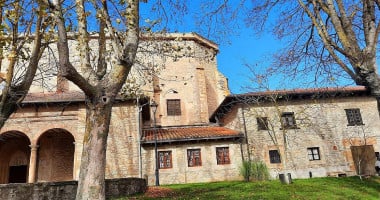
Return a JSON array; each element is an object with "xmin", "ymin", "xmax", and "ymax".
[
  {"xmin": 159, "ymin": 151, "xmax": 172, "ymax": 169},
  {"xmin": 216, "ymin": 147, "xmax": 230, "ymax": 165},
  {"xmin": 307, "ymin": 147, "xmax": 320, "ymax": 161},
  {"xmin": 269, "ymin": 150, "xmax": 281, "ymax": 163},
  {"xmin": 167, "ymin": 99, "xmax": 181, "ymax": 116},
  {"xmin": 187, "ymin": 149, "xmax": 202, "ymax": 167},
  {"xmin": 257, "ymin": 117, "xmax": 269, "ymax": 130},
  {"xmin": 345, "ymin": 109, "xmax": 363, "ymax": 126},
  {"xmin": 281, "ymin": 112, "xmax": 297, "ymax": 129}
]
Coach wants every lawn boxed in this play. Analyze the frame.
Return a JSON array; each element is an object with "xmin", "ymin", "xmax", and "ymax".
[{"xmin": 121, "ymin": 176, "xmax": 380, "ymax": 200}]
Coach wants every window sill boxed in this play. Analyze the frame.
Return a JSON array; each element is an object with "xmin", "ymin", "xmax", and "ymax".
[
  {"xmin": 347, "ymin": 124, "xmax": 365, "ymax": 126},
  {"xmin": 280, "ymin": 126, "xmax": 300, "ymax": 130},
  {"xmin": 159, "ymin": 168, "xmax": 173, "ymax": 170}
]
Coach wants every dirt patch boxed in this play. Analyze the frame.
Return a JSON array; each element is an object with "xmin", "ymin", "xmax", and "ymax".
[{"xmin": 144, "ymin": 186, "xmax": 175, "ymax": 198}]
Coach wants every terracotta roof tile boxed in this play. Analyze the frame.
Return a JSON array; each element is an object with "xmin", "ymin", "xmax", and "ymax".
[
  {"xmin": 22, "ymin": 91, "xmax": 134, "ymax": 103},
  {"xmin": 141, "ymin": 126, "xmax": 242, "ymax": 144},
  {"xmin": 237, "ymin": 86, "xmax": 368, "ymax": 97}
]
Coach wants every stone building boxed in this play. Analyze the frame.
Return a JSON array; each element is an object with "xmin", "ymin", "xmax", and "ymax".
[
  {"xmin": 1, "ymin": 32, "xmax": 379, "ymax": 186},
  {"xmin": 0, "ymin": 33, "xmax": 243, "ymax": 185},
  {"xmin": 211, "ymin": 86, "xmax": 380, "ymax": 178}
]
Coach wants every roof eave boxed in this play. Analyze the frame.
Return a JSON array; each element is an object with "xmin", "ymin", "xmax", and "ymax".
[{"xmin": 141, "ymin": 134, "xmax": 243, "ymax": 144}]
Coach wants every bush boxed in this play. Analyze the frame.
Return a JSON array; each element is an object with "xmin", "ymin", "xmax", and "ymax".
[
  {"xmin": 240, "ymin": 160, "xmax": 252, "ymax": 181},
  {"xmin": 240, "ymin": 160, "xmax": 270, "ymax": 182},
  {"xmin": 251, "ymin": 160, "xmax": 270, "ymax": 181}
]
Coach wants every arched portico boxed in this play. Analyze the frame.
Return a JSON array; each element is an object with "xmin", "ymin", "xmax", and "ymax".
[
  {"xmin": 36, "ymin": 128, "xmax": 75, "ymax": 182},
  {"xmin": 0, "ymin": 131, "xmax": 31, "ymax": 184}
]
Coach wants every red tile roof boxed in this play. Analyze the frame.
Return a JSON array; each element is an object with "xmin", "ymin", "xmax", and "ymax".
[
  {"xmin": 210, "ymin": 86, "xmax": 370, "ymax": 123},
  {"xmin": 24, "ymin": 91, "xmax": 85, "ymax": 103},
  {"xmin": 238, "ymin": 86, "xmax": 367, "ymax": 97},
  {"xmin": 141, "ymin": 126, "xmax": 242, "ymax": 144},
  {"xmin": 22, "ymin": 91, "xmax": 134, "ymax": 103}
]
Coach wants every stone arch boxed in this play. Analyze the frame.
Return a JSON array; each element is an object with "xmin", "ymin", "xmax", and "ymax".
[
  {"xmin": 0, "ymin": 131, "xmax": 31, "ymax": 184},
  {"xmin": 36, "ymin": 128, "xmax": 75, "ymax": 182},
  {"xmin": 36, "ymin": 125, "xmax": 79, "ymax": 144}
]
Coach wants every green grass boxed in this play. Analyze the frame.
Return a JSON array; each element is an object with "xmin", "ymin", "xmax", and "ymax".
[{"xmin": 122, "ymin": 176, "xmax": 380, "ymax": 200}]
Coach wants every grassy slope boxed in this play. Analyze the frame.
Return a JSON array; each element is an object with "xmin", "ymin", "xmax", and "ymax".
[{"xmin": 125, "ymin": 176, "xmax": 380, "ymax": 200}]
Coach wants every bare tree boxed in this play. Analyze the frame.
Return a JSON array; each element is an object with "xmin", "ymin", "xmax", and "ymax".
[
  {"xmin": 47, "ymin": 0, "xmax": 141, "ymax": 199},
  {"xmin": 238, "ymin": 90, "xmax": 306, "ymax": 183},
  {"xmin": 197, "ymin": 1, "xmax": 380, "ymax": 98},
  {"xmin": 245, "ymin": 1, "xmax": 380, "ymax": 96},
  {"xmin": 0, "ymin": 0, "xmax": 50, "ymax": 129}
]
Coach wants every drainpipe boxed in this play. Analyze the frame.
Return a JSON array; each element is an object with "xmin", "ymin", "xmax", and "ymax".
[
  {"xmin": 137, "ymin": 99, "xmax": 151, "ymax": 178},
  {"xmin": 136, "ymin": 97, "xmax": 146, "ymax": 178},
  {"xmin": 136, "ymin": 97, "xmax": 142, "ymax": 178}
]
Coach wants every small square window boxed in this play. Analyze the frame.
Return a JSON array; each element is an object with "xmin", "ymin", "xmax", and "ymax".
[
  {"xmin": 167, "ymin": 99, "xmax": 181, "ymax": 116},
  {"xmin": 257, "ymin": 117, "xmax": 269, "ymax": 130},
  {"xmin": 281, "ymin": 112, "xmax": 297, "ymax": 129},
  {"xmin": 159, "ymin": 151, "xmax": 172, "ymax": 169},
  {"xmin": 187, "ymin": 149, "xmax": 202, "ymax": 167},
  {"xmin": 269, "ymin": 150, "xmax": 281, "ymax": 163},
  {"xmin": 345, "ymin": 109, "xmax": 363, "ymax": 126},
  {"xmin": 307, "ymin": 147, "xmax": 321, "ymax": 161},
  {"xmin": 216, "ymin": 147, "xmax": 230, "ymax": 165}
]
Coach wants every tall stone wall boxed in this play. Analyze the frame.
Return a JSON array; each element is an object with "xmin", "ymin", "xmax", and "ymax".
[{"xmin": 223, "ymin": 96, "xmax": 380, "ymax": 178}]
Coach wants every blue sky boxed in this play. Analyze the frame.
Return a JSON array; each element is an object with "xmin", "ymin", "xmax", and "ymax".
[
  {"xmin": 139, "ymin": 1, "xmax": 286, "ymax": 94},
  {"xmin": 217, "ymin": 33, "xmax": 280, "ymax": 94},
  {"xmin": 139, "ymin": 1, "xmax": 356, "ymax": 95}
]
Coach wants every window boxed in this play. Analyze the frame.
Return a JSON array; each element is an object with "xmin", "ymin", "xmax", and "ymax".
[
  {"xmin": 345, "ymin": 108, "xmax": 363, "ymax": 126},
  {"xmin": 187, "ymin": 149, "xmax": 202, "ymax": 167},
  {"xmin": 257, "ymin": 117, "xmax": 269, "ymax": 130},
  {"xmin": 307, "ymin": 147, "xmax": 320, "ymax": 161},
  {"xmin": 167, "ymin": 99, "xmax": 181, "ymax": 116},
  {"xmin": 269, "ymin": 150, "xmax": 281, "ymax": 163},
  {"xmin": 216, "ymin": 147, "xmax": 230, "ymax": 165},
  {"xmin": 158, "ymin": 151, "xmax": 172, "ymax": 169},
  {"xmin": 281, "ymin": 112, "xmax": 297, "ymax": 129}
]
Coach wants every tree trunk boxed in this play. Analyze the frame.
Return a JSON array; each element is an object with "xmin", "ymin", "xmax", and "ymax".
[
  {"xmin": 75, "ymin": 96, "xmax": 113, "ymax": 200},
  {"xmin": 0, "ymin": 101, "xmax": 17, "ymax": 128}
]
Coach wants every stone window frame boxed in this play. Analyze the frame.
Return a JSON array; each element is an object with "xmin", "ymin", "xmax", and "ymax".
[
  {"xmin": 216, "ymin": 147, "xmax": 230, "ymax": 165},
  {"xmin": 158, "ymin": 151, "xmax": 172, "ymax": 169},
  {"xmin": 257, "ymin": 117, "xmax": 269, "ymax": 130},
  {"xmin": 187, "ymin": 149, "xmax": 202, "ymax": 167},
  {"xmin": 307, "ymin": 147, "xmax": 321, "ymax": 161},
  {"xmin": 269, "ymin": 150, "xmax": 281, "ymax": 164},
  {"xmin": 345, "ymin": 108, "xmax": 364, "ymax": 126},
  {"xmin": 167, "ymin": 99, "xmax": 181, "ymax": 116}
]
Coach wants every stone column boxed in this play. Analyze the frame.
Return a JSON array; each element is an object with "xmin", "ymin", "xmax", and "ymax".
[
  {"xmin": 73, "ymin": 142, "xmax": 82, "ymax": 180},
  {"xmin": 28, "ymin": 145, "xmax": 39, "ymax": 183}
]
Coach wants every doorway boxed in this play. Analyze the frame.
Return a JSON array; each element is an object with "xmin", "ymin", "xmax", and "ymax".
[{"xmin": 351, "ymin": 145, "xmax": 376, "ymax": 175}]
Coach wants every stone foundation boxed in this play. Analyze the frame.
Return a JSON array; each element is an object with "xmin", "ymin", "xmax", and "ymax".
[{"xmin": 0, "ymin": 178, "xmax": 146, "ymax": 200}]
